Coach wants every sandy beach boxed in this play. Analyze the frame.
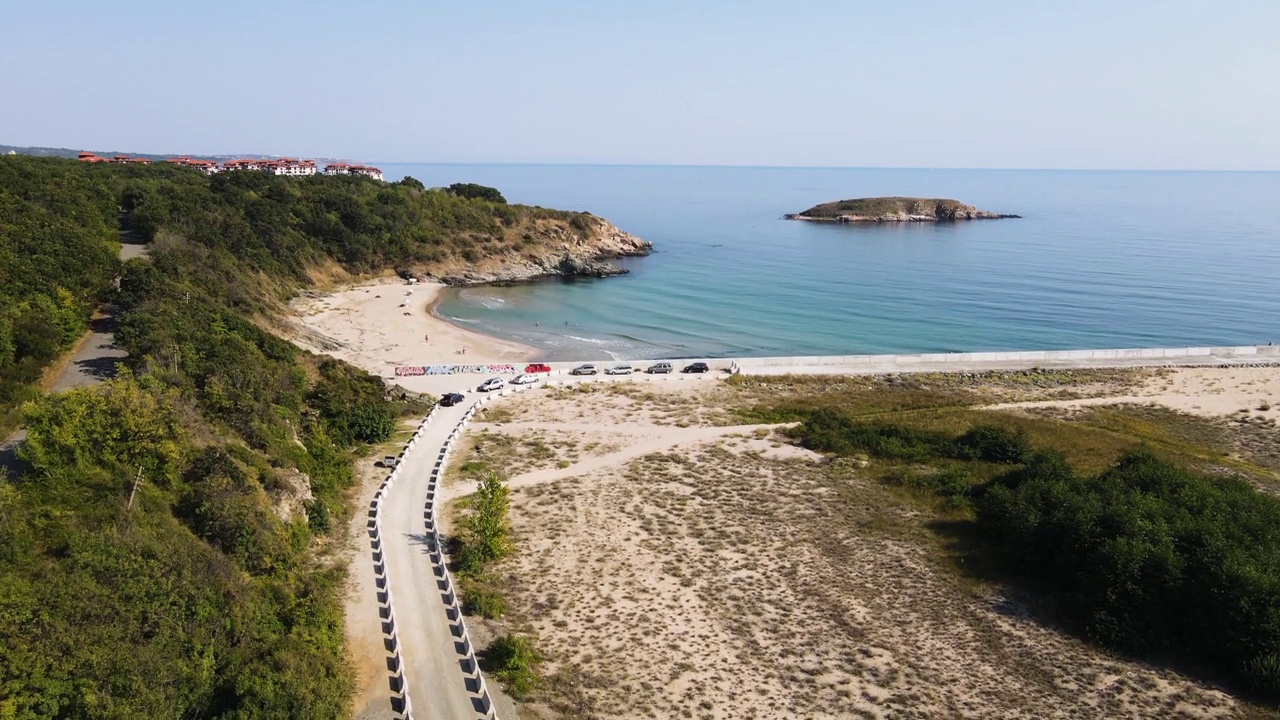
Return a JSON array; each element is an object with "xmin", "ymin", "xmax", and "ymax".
[
  {"xmin": 290, "ymin": 280, "xmax": 1280, "ymax": 399},
  {"xmin": 289, "ymin": 277, "xmax": 538, "ymax": 377}
]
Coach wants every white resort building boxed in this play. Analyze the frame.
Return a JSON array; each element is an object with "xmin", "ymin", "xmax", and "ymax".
[
  {"xmin": 262, "ymin": 158, "xmax": 318, "ymax": 176},
  {"xmin": 80, "ymin": 151, "xmax": 382, "ymax": 181},
  {"xmin": 323, "ymin": 162, "xmax": 383, "ymax": 181},
  {"xmin": 220, "ymin": 159, "xmax": 263, "ymax": 172}
]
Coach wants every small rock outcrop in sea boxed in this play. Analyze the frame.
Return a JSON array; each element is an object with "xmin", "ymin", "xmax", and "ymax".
[
  {"xmin": 437, "ymin": 215, "xmax": 651, "ymax": 285},
  {"xmin": 785, "ymin": 197, "xmax": 1020, "ymax": 223}
]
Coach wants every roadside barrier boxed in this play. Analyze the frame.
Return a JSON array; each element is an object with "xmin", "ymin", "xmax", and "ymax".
[
  {"xmin": 366, "ymin": 406, "xmax": 439, "ymax": 720},
  {"xmin": 417, "ymin": 388, "xmax": 543, "ymax": 719}
]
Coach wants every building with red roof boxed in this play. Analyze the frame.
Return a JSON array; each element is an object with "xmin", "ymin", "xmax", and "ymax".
[
  {"xmin": 324, "ymin": 162, "xmax": 382, "ymax": 181},
  {"xmin": 167, "ymin": 156, "xmax": 222, "ymax": 175}
]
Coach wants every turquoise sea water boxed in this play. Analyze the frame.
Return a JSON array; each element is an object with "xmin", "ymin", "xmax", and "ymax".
[{"xmin": 383, "ymin": 164, "xmax": 1279, "ymax": 361}]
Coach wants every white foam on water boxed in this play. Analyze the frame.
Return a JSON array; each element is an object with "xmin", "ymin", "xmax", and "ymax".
[{"xmin": 566, "ymin": 335, "xmax": 614, "ymax": 346}]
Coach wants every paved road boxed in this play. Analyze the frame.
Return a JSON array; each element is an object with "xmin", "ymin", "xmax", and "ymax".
[
  {"xmin": 0, "ymin": 225, "xmax": 146, "ymax": 477},
  {"xmin": 381, "ymin": 397, "xmax": 495, "ymax": 719}
]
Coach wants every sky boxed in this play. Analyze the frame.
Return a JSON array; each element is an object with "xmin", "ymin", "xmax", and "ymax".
[{"xmin": 1, "ymin": 0, "xmax": 1276, "ymax": 170}]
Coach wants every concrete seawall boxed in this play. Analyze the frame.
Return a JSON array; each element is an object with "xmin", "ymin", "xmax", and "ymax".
[
  {"xmin": 729, "ymin": 344, "xmax": 1280, "ymax": 375},
  {"xmin": 534, "ymin": 344, "xmax": 1280, "ymax": 377}
]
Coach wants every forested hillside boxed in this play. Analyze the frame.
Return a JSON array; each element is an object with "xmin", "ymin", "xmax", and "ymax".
[
  {"xmin": 0, "ymin": 160, "xmax": 121, "ymax": 431},
  {"xmin": 0, "ymin": 156, "xmax": 608, "ymax": 717}
]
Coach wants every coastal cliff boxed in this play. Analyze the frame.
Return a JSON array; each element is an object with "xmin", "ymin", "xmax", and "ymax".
[
  {"xmin": 433, "ymin": 214, "xmax": 652, "ymax": 286},
  {"xmin": 786, "ymin": 197, "xmax": 1019, "ymax": 223}
]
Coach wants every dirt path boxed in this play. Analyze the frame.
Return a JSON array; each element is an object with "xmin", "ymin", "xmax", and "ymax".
[{"xmin": 439, "ymin": 422, "xmax": 797, "ymax": 505}]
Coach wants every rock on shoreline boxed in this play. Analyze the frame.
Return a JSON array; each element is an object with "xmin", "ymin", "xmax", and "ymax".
[
  {"xmin": 436, "ymin": 215, "xmax": 651, "ymax": 286},
  {"xmin": 785, "ymin": 197, "xmax": 1020, "ymax": 223}
]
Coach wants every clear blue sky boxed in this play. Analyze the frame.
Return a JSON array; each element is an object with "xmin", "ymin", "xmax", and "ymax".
[{"xmin": 2, "ymin": 0, "xmax": 1276, "ymax": 169}]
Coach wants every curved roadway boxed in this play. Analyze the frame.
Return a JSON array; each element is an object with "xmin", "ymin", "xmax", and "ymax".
[{"xmin": 381, "ymin": 397, "xmax": 494, "ymax": 719}]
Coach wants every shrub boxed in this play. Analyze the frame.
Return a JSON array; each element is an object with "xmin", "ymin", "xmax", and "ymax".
[
  {"xmin": 954, "ymin": 424, "xmax": 1030, "ymax": 464},
  {"xmin": 482, "ymin": 634, "xmax": 540, "ymax": 699},
  {"xmin": 304, "ymin": 498, "xmax": 332, "ymax": 534},
  {"xmin": 792, "ymin": 410, "xmax": 950, "ymax": 461},
  {"xmin": 885, "ymin": 466, "xmax": 972, "ymax": 509},
  {"xmin": 461, "ymin": 581, "xmax": 507, "ymax": 619},
  {"xmin": 446, "ymin": 183, "xmax": 506, "ymax": 204}
]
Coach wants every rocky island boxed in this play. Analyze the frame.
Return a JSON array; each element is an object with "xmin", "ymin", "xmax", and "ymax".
[{"xmin": 785, "ymin": 197, "xmax": 1020, "ymax": 223}]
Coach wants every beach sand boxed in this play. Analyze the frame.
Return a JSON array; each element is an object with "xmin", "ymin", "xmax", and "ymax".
[
  {"xmin": 289, "ymin": 277, "xmax": 538, "ymax": 378},
  {"xmin": 985, "ymin": 366, "xmax": 1280, "ymax": 421}
]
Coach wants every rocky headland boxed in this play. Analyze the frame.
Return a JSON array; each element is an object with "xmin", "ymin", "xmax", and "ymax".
[
  {"xmin": 785, "ymin": 197, "xmax": 1019, "ymax": 223},
  {"xmin": 432, "ymin": 214, "xmax": 651, "ymax": 285}
]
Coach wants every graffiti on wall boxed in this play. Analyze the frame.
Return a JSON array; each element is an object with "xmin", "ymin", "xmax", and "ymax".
[{"xmin": 395, "ymin": 364, "xmax": 524, "ymax": 376}]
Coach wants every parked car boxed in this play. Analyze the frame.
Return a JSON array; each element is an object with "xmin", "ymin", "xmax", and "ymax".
[
  {"xmin": 645, "ymin": 362, "xmax": 673, "ymax": 374},
  {"xmin": 681, "ymin": 362, "xmax": 710, "ymax": 373},
  {"xmin": 511, "ymin": 373, "xmax": 539, "ymax": 385},
  {"xmin": 571, "ymin": 364, "xmax": 599, "ymax": 376},
  {"xmin": 605, "ymin": 363, "xmax": 634, "ymax": 375},
  {"xmin": 439, "ymin": 392, "xmax": 466, "ymax": 406},
  {"xmin": 524, "ymin": 363, "xmax": 552, "ymax": 374},
  {"xmin": 377, "ymin": 455, "xmax": 399, "ymax": 468},
  {"xmin": 478, "ymin": 377, "xmax": 505, "ymax": 392}
]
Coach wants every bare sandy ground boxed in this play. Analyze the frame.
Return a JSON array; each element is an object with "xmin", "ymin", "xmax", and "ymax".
[
  {"xmin": 441, "ymin": 377, "xmax": 1268, "ymax": 719},
  {"xmin": 985, "ymin": 366, "xmax": 1280, "ymax": 421},
  {"xmin": 289, "ymin": 277, "xmax": 536, "ymax": 376}
]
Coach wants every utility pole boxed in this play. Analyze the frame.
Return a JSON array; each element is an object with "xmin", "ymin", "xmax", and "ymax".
[
  {"xmin": 173, "ymin": 343, "xmax": 179, "ymax": 374},
  {"xmin": 127, "ymin": 467, "xmax": 143, "ymax": 510}
]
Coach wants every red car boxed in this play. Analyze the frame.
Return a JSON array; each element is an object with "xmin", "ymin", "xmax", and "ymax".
[{"xmin": 524, "ymin": 363, "xmax": 552, "ymax": 374}]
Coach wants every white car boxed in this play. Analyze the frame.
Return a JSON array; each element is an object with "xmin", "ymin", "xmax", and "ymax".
[
  {"xmin": 477, "ymin": 377, "xmax": 505, "ymax": 392},
  {"xmin": 511, "ymin": 373, "xmax": 539, "ymax": 385},
  {"xmin": 605, "ymin": 364, "xmax": 634, "ymax": 375}
]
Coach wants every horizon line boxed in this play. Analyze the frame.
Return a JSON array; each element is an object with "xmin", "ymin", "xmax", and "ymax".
[
  {"xmin": 5, "ymin": 144, "xmax": 1276, "ymax": 173},
  {"xmin": 374, "ymin": 160, "xmax": 1280, "ymax": 173}
]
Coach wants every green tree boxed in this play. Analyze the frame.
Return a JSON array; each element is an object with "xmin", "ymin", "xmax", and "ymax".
[
  {"xmin": 456, "ymin": 471, "xmax": 512, "ymax": 574},
  {"xmin": 446, "ymin": 182, "xmax": 507, "ymax": 204},
  {"xmin": 18, "ymin": 373, "xmax": 186, "ymax": 489},
  {"xmin": 398, "ymin": 175, "xmax": 425, "ymax": 191}
]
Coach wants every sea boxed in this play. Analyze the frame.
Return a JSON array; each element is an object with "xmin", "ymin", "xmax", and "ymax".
[{"xmin": 382, "ymin": 164, "xmax": 1280, "ymax": 362}]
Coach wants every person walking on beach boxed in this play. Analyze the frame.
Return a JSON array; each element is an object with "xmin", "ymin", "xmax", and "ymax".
[{"xmin": 535, "ymin": 319, "xmax": 540, "ymax": 328}]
